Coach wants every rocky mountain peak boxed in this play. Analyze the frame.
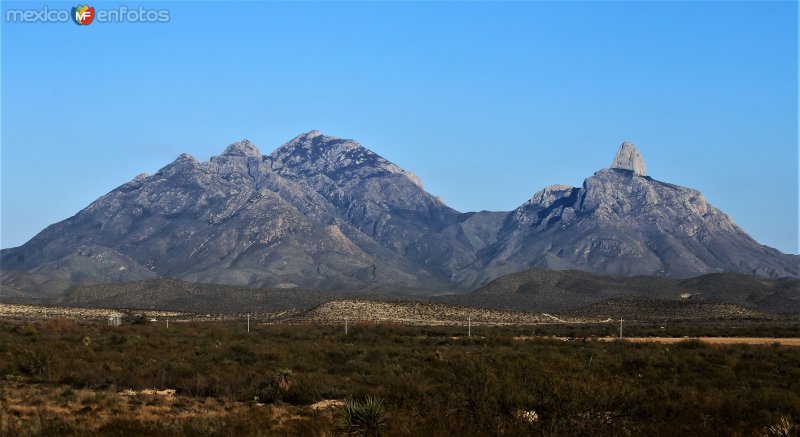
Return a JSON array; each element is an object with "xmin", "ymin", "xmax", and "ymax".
[
  {"xmin": 610, "ymin": 141, "xmax": 647, "ymax": 176},
  {"xmin": 221, "ymin": 139, "xmax": 262, "ymax": 159},
  {"xmin": 272, "ymin": 131, "xmax": 343, "ymax": 159},
  {"xmin": 176, "ymin": 152, "xmax": 197, "ymax": 161},
  {"xmin": 163, "ymin": 153, "xmax": 200, "ymax": 173},
  {"xmin": 530, "ymin": 184, "xmax": 575, "ymax": 205},
  {"xmin": 269, "ymin": 131, "xmax": 424, "ymax": 188}
]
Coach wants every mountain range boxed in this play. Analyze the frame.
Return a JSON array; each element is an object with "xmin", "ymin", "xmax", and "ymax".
[{"xmin": 1, "ymin": 131, "xmax": 797, "ymax": 298}]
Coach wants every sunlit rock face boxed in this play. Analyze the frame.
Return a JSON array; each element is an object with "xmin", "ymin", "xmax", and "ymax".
[{"xmin": 610, "ymin": 141, "xmax": 647, "ymax": 176}]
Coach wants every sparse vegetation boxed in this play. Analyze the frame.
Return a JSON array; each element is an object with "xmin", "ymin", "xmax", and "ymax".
[
  {"xmin": 339, "ymin": 397, "xmax": 388, "ymax": 436},
  {"xmin": 0, "ymin": 318, "xmax": 799, "ymax": 435},
  {"xmin": 763, "ymin": 416, "xmax": 800, "ymax": 437}
]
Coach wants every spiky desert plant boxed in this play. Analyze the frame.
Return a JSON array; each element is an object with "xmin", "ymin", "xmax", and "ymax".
[
  {"xmin": 339, "ymin": 397, "xmax": 387, "ymax": 437},
  {"xmin": 276, "ymin": 368, "xmax": 294, "ymax": 393},
  {"xmin": 763, "ymin": 416, "xmax": 799, "ymax": 437}
]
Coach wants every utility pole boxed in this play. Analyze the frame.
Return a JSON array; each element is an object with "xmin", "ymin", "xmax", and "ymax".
[
  {"xmin": 344, "ymin": 318, "xmax": 348, "ymax": 336},
  {"xmin": 247, "ymin": 314, "xmax": 250, "ymax": 333},
  {"xmin": 468, "ymin": 315, "xmax": 471, "ymax": 337},
  {"xmin": 619, "ymin": 318, "xmax": 623, "ymax": 339}
]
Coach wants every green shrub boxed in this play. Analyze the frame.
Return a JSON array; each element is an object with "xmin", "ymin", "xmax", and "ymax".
[
  {"xmin": 1, "ymin": 319, "xmax": 799, "ymax": 435},
  {"xmin": 339, "ymin": 397, "xmax": 388, "ymax": 436}
]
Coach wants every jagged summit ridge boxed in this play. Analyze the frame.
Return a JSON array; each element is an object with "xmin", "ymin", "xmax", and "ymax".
[
  {"xmin": 610, "ymin": 141, "xmax": 647, "ymax": 175},
  {"xmin": 269, "ymin": 131, "xmax": 424, "ymax": 189},
  {"xmin": 222, "ymin": 139, "xmax": 262, "ymax": 158}
]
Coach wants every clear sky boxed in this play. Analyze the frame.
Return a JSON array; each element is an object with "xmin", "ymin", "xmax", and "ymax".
[{"xmin": 1, "ymin": 1, "xmax": 797, "ymax": 254}]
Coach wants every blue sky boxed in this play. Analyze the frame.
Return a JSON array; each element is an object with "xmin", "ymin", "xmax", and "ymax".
[{"xmin": 1, "ymin": 1, "xmax": 797, "ymax": 254}]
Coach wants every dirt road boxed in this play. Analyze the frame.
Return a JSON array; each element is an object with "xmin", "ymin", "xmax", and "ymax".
[{"xmin": 616, "ymin": 337, "xmax": 800, "ymax": 346}]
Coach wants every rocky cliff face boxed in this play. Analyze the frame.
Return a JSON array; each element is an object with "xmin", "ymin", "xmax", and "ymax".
[
  {"xmin": 611, "ymin": 141, "xmax": 647, "ymax": 175},
  {"xmin": 1, "ymin": 135, "xmax": 796, "ymax": 296}
]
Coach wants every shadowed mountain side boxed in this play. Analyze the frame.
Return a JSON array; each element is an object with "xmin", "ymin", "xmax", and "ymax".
[
  {"xmin": 0, "ymin": 246, "xmax": 158, "ymax": 298},
  {"xmin": 569, "ymin": 296, "xmax": 769, "ymax": 321},
  {"xmin": 55, "ymin": 279, "xmax": 349, "ymax": 313},
  {"xmin": 0, "ymin": 284, "xmax": 40, "ymax": 304},
  {"xmin": 29, "ymin": 269, "xmax": 798, "ymax": 316},
  {"xmin": 445, "ymin": 268, "xmax": 800, "ymax": 313}
]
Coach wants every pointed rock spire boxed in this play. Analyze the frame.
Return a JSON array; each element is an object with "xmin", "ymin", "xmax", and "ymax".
[
  {"xmin": 222, "ymin": 139, "xmax": 262, "ymax": 159},
  {"xmin": 610, "ymin": 141, "xmax": 647, "ymax": 175}
]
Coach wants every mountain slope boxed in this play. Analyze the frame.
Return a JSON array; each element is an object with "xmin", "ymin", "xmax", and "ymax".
[
  {"xmin": 0, "ymin": 134, "xmax": 796, "ymax": 298},
  {"xmin": 266, "ymin": 131, "xmax": 502, "ymax": 278},
  {"xmin": 0, "ymin": 137, "xmax": 457, "ymax": 293},
  {"xmin": 452, "ymin": 143, "xmax": 798, "ymax": 285},
  {"xmin": 57, "ymin": 278, "xmax": 341, "ymax": 313},
  {"xmin": 453, "ymin": 268, "xmax": 799, "ymax": 313}
]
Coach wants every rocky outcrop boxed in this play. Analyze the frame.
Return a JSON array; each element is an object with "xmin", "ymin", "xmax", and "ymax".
[
  {"xmin": 610, "ymin": 141, "xmax": 647, "ymax": 175},
  {"xmin": 221, "ymin": 139, "xmax": 262, "ymax": 159}
]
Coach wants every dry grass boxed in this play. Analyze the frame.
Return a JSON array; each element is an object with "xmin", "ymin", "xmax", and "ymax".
[
  {"xmin": 0, "ymin": 381, "xmax": 338, "ymax": 435},
  {"xmin": 2, "ymin": 313, "xmax": 800, "ymax": 435},
  {"xmin": 303, "ymin": 299, "xmax": 597, "ymax": 325},
  {"xmin": 0, "ymin": 304, "xmax": 184, "ymax": 321}
]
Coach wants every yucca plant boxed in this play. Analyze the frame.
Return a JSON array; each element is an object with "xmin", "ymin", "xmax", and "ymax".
[
  {"xmin": 338, "ymin": 397, "xmax": 387, "ymax": 437},
  {"xmin": 276, "ymin": 368, "xmax": 294, "ymax": 393},
  {"xmin": 763, "ymin": 416, "xmax": 799, "ymax": 437}
]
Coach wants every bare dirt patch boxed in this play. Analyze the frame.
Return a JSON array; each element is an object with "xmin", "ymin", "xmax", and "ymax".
[
  {"xmin": 614, "ymin": 337, "xmax": 800, "ymax": 346},
  {"xmin": 514, "ymin": 336, "xmax": 800, "ymax": 346}
]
